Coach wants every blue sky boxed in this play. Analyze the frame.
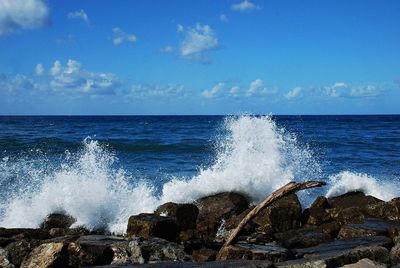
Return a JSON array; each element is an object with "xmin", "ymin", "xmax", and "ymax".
[{"xmin": 0, "ymin": 0, "xmax": 399, "ymax": 115}]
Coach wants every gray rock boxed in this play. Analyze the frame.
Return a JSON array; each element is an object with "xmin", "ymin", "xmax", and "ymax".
[
  {"xmin": 274, "ymin": 227, "xmax": 332, "ymax": 249},
  {"xmin": 97, "ymin": 259, "xmax": 273, "ymax": 267},
  {"xmin": 276, "ymin": 259, "xmax": 327, "ymax": 268},
  {"xmin": 338, "ymin": 218, "xmax": 400, "ymax": 239}
]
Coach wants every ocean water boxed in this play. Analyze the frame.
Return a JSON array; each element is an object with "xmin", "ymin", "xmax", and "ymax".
[{"xmin": 0, "ymin": 115, "xmax": 399, "ymax": 233}]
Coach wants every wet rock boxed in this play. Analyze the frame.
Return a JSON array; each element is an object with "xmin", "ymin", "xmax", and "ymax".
[
  {"xmin": 224, "ymin": 206, "xmax": 257, "ymax": 235},
  {"xmin": 390, "ymin": 237, "xmax": 400, "ymax": 265},
  {"xmin": 312, "ymin": 196, "xmax": 331, "ymax": 210},
  {"xmin": 40, "ymin": 213, "xmax": 76, "ymax": 230},
  {"xmin": 304, "ymin": 208, "xmax": 332, "ymax": 226},
  {"xmin": 20, "ymin": 242, "xmax": 69, "ymax": 268},
  {"xmin": 195, "ymin": 219, "xmax": 219, "ymax": 242},
  {"xmin": 0, "ymin": 248, "xmax": 14, "ymax": 268},
  {"xmin": 336, "ymin": 207, "xmax": 366, "ymax": 225},
  {"xmin": 0, "ymin": 228, "xmax": 50, "ymax": 241},
  {"xmin": 98, "ymin": 259, "xmax": 273, "ymax": 267},
  {"xmin": 338, "ymin": 219, "xmax": 400, "ymax": 239},
  {"xmin": 341, "ymin": 258, "xmax": 387, "ymax": 268},
  {"xmin": 111, "ymin": 237, "xmax": 192, "ymax": 264},
  {"xmin": 274, "ymin": 227, "xmax": 332, "ymax": 249},
  {"xmin": 365, "ymin": 198, "xmax": 400, "ymax": 222},
  {"xmin": 319, "ymin": 221, "xmax": 342, "ymax": 237},
  {"xmin": 127, "ymin": 213, "xmax": 180, "ymax": 242},
  {"xmin": 70, "ymin": 235, "xmax": 126, "ymax": 266},
  {"xmin": 328, "ymin": 192, "xmax": 383, "ymax": 211},
  {"xmin": 196, "ymin": 192, "xmax": 249, "ymax": 222},
  {"xmin": 218, "ymin": 241, "xmax": 290, "ymax": 262},
  {"xmin": 276, "ymin": 259, "xmax": 327, "ymax": 268},
  {"xmin": 252, "ymin": 194, "xmax": 302, "ymax": 233},
  {"xmin": 155, "ymin": 202, "xmax": 199, "ymax": 230},
  {"xmin": 5, "ymin": 239, "xmax": 35, "ymax": 267},
  {"xmin": 192, "ymin": 248, "xmax": 217, "ymax": 262}
]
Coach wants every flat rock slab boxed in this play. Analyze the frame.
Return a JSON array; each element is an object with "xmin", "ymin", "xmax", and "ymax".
[
  {"xmin": 218, "ymin": 242, "xmax": 289, "ymax": 262},
  {"xmin": 338, "ymin": 218, "xmax": 400, "ymax": 239},
  {"xmin": 341, "ymin": 258, "xmax": 387, "ymax": 268},
  {"xmin": 274, "ymin": 227, "xmax": 332, "ymax": 249},
  {"xmin": 91, "ymin": 259, "xmax": 273, "ymax": 267}
]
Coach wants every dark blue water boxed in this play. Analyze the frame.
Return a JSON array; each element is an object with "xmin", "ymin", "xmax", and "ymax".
[{"xmin": 0, "ymin": 115, "xmax": 399, "ymax": 232}]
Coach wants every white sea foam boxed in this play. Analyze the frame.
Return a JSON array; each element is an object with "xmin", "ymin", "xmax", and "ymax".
[
  {"xmin": 0, "ymin": 115, "xmax": 397, "ymax": 234},
  {"xmin": 326, "ymin": 171, "xmax": 397, "ymax": 201}
]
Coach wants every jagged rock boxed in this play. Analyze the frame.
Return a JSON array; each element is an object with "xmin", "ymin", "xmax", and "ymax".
[
  {"xmin": 69, "ymin": 235, "xmax": 126, "ymax": 266},
  {"xmin": 40, "ymin": 213, "xmax": 76, "ymax": 230},
  {"xmin": 20, "ymin": 242, "xmax": 69, "ymax": 268},
  {"xmin": 338, "ymin": 219, "xmax": 400, "ymax": 239},
  {"xmin": 195, "ymin": 219, "xmax": 220, "ymax": 242},
  {"xmin": 390, "ymin": 236, "xmax": 400, "ymax": 265},
  {"xmin": 319, "ymin": 221, "xmax": 342, "ymax": 237},
  {"xmin": 276, "ymin": 259, "xmax": 327, "ymax": 268},
  {"xmin": 111, "ymin": 237, "xmax": 192, "ymax": 264},
  {"xmin": 312, "ymin": 196, "xmax": 331, "ymax": 210},
  {"xmin": 218, "ymin": 242, "xmax": 289, "ymax": 262},
  {"xmin": 252, "ymin": 194, "xmax": 302, "ymax": 233},
  {"xmin": 304, "ymin": 207, "xmax": 332, "ymax": 226},
  {"xmin": 196, "ymin": 192, "xmax": 249, "ymax": 222},
  {"xmin": 365, "ymin": 198, "xmax": 400, "ymax": 222},
  {"xmin": 192, "ymin": 248, "xmax": 217, "ymax": 262},
  {"xmin": 336, "ymin": 207, "xmax": 366, "ymax": 225},
  {"xmin": 328, "ymin": 192, "xmax": 383, "ymax": 210},
  {"xmin": 274, "ymin": 227, "xmax": 332, "ymax": 249},
  {"xmin": 341, "ymin": 258, "xmax": 387, "ymax": 268},
  {"xmin": 98, "ymin": 259, "xmax": 273, "ymax": 267},
  {"xmin": 224, "ymin": 206, "xmax": 257, "ymax": 235},
  {"xmin": 127, "ymin": 213, "xmax": 180, "ymax": 242},
  {"xmin": 5, "ymin": 239, "xmax": 35, "ymax": 267},
  {"xmin": 0, "ymin": 228, "xmax": 50, "ymax": 241},
  {"xmin": 155, "ymin": 202, "xmax": 199, "ymax": 230},
  {"xmin": 0, "ymin": 248, "xmax": 14, "ymax": 268}
]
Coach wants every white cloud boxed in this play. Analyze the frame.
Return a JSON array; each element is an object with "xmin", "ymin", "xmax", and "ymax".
[
  {"xmin": 160, "ymin": 45, "xmax": 174, "ymax": 53},
  {"xmin": 201, "ymin": 82, "xmax": 224, "ymax": 98},
  {"xmin": 231, "ymin": 0, "xmax": 261, "ymax": 12},
  {"xmin": 112, "ymin": 27, "xmax": 136, "ymax": 45},
  {"xmin": 230, "ymin": 86, "xmax": 240, "ymax": 97},
  {"xmin": 0, "ymin": 0, "xmax": 49, "ymax": 35},
  {"xmin": 319, "ymin": 82, "xmax": 382, "ymax": 98},
  {"xmin": 220, "ymin": 14, "xmax": 228, "ymax": 22},
  {"xmin": 0, "ymin": 73, "xmax": 38, "ymax": 93},
  {"xmin": 48, "ymin": 59, "xmax": 120, "ymax": 94},
  {"xmin": 180, "ymin": 23, "xmax": 219, "ymax": 62},
  {"xmin": 285, "ymin": 86, "xmax": 301, "ymax": 99},
  {"xmin": 246, "ymin": 79, "xmax": 273, "ymax": 96},
  {"xmin": 67, "ymin": 9, "xmax": 89, "ymax": 25},
  {"xmin": 130, "ymin": 84, "xmax": 185, "ymax": 98},
  {"xmin": 177, "ymin": 24, "xmax": 184, "ymax": 32},
  {"xmin": 35, "ymin": 63, "xmax": 44, "ymax": 76}
]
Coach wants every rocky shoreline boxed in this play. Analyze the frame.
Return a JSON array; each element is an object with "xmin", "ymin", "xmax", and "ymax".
[{"xmin": 1, "ymin": 189, "xmax": 400, "ymax": 267}]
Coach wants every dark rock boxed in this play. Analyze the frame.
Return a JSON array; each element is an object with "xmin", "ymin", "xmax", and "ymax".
[
  {"xmin": 252, "ymin": 194, "xmax": 302, "ymax": 233},
  {"xmin": 336, "ymin": 207, "xmax": 366, "ymax": 225},
  {"xmin": 0, "ymin": 248, "xmax": 14, "ymax": 268},
  {"xmin": 40, "ymin": 213, "xmax": 76, "ymax": 230},
  {"xmin": 304, "ymin": 208, "xmax": 332, "ymax": 226},
  {"xmin": 20, "ymin": 242, "xmax": 70, "ymax": 268},
  {"xmin": 5, "ymin": 239, "xmax": 35, "ymax": 267},
  {"xmin": 195, "ymin": 219, "xmax": 219, "ymax": 242},
  {"xmin": 155, "ymin": 202, "xmax": 199, "ymax": 230},
  {"xmin": 179, "ymin": 229, "xmax": 196, "ymax": 242},
  {"xmin": 127, "ymin": 213, "xmax": 180, "ymax": 242},
  {"xmin": 274, "ymin": 227, "xmax": 332, "ymax": 249},
  {"xmin": 390, "ymin": 236, "xmax": 400, "ymax": 265},
  {"xmin": 365, "ymin": 198, "xmax": 400, "ymax": 222},
  {"xmin": 311, "ymin": 196, "xmax": 331, "ymax": 210},
  {"xmin": 338, "ymin": 218, "xmax": 400, "ymax": 239},
  {"xmin": 97, "ymin": 259, "xmax": 273, "ymax": 267},
  {"xmin": 218, "ymin": 241, "xmax": 290, "ymax": 262},
  {"xmin": 196, "ymin": 192, "xmax": 249, "ymax": 222},
  {"xmin": 192, "ymin": 248, "xmax": 217, "ymax": 262},
  {"xmin": 0, "ymin": 228, "xmax": 50, "ymax": 240},
  {"xmin": 223, "ymin": 206, "xmax": 257, "ymax": 235},
  {"xmin": 328, "ymin": 192, "xmax": 383, "ymax": 210},
  {"xmin": 276, "ymin": 258, "xmax": 327, "ymax": 268},
  {"xmin": 319, "ymin": 221, "xmax": 342, "ymax": 237},
  {"xmin": 111, "ymin": 237, "xmax": 192, "ymax": 264}
]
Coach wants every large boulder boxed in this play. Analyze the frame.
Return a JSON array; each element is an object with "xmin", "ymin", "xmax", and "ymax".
[
  {"xmin": 338, "ymin": 218, "xmax": 400, "ymax": 239},
  {"xmin": 192, "ymin": 248, "xmax": 218, "ymax": 262},
  {"xmin": 155, "ymin": 202, "xmax": 199, "ymax": 230},
  {"xmin": 40, "ymin": 213, "xmax": 76, "ymax": 230},
  {"xmin": 111, "ymin": 237, "xmax": 192, "ymax": 264},
  {"xmin": 365, "ymin": 198, "xmax": 400, "ymax": 222},
  {"xmin": 5, "ymin": 239, "xmax": 35, "ymax": 267},
  {"xmin": 327, "ymin": 192, "xmax": 383, "ymax": 211},
  {"xmin": 341, "ymin": 258, "xmax": 386, "ymax": 268},
  {"xmin": 390, "ymin": 236, "xmax": 400, "ymax": 265},
  {"xmin": 218, "ymin": 242, "xmax": 290, "ymax": 262},
  {"xmin": 127, "ymin": 213, "xmax": 180, "ymax": 242},
  {"xmin": 252, "ymin": 194, "xmax": 302, "ymax": 233},
  {"xmin": 196, "ymin": 192, "xmax": 249, "ymax": 222},
  {"xmin": 0, "ymin": 248, "xmax": 14, "ymax": 268},
  {"xmin": 273, "ymin": 227, "xmax": 332, "ymax": 249},
  {"xmin": 20, "ymin": 242, "xmax": 69, "ymax": 268}
]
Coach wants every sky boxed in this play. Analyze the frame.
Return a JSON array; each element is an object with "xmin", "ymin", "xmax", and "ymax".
[{"xmin": 0, "ymin": 0, "xmax": 399, "ymax": 115}]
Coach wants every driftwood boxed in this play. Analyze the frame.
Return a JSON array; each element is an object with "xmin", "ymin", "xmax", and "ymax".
[{"xmin": 216, "ymin": 180, "xmax": 326, "ymax": 259}]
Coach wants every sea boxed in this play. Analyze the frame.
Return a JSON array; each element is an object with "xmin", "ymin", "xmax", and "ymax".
[{"xmin": 0, "ymin": 115, "xmax": 399, "ymax": 233}]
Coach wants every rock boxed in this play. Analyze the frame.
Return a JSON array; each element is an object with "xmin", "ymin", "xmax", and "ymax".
[
  {"xmin": 304, "ymin": 208, "xmax": 332, "ymax": 226},
  {"xmin": 111, "ymin": 237, "xmax": 192, "ymax": 264},
  {"xmin": 40, "ymin": 213, "xmax": 76, "ymax": 230},
  {"xmin": 319, "ymin": 221, "xmax": 342, "ymax": 237},
  {"xmin": 98, "ymin": 259, "xmax": 273, "ymax": 267},
  {"xmin": 390, "ymin": 237, "xmax": 400, "ymax": 265},
  {"xmin": 20, "ymin": 242, "xmax": 69, "ymax": 268},
  {"xmin": 0, "ymin": 228, "xmax": 50, "ymax": 241},
  {"xmin": 127, "ymin": 213, "xmax": 180, "ymax": 242},
  {"xmin": 341, "ymin": 258, "xmax": 387, "ymax": 268},
  {"xmin": 192, "ymin": 248, "xmax": 218, "ymax": 262},
  {"xmin": 0, "ymin": 248, "xmax": 14, "ymax": 268},
  {"xmin": 5, "ymin": 239, "xmax": 35, "ymax": 267},
  {"xmin": 365, "ymin": 198, "xmax": 400, "ymax": 222},
  {"xmin": 328, "ymin": 192, "xmax": 383, "ymax": 210},
  {"xmin": 274, "ymin": 227, "xmax": 332, "ymax": 249},
  {"xmin": 312, "ymin": 196, "xmax": 331, "ymax": 210},
  {"xmin": 336, "ymin": 207, "xmax": 366, "ymax": 225},
  {"xmin": 195, "ymin": 219, "xmax": 220, "ymax": 242},
  {"xmin": 155, "ymin": 202, "xmax": 199, "ymax": 230},
  {"xmin": 70, "ymin": 235, "xmax": 126, "ymax": 266},
  {"xmin": 338, "ymin": 219, "xmax": 400, "ymax": 239},
  {"xmin": 276, "ymin": 259, "xmax": 327, "ymax": 268},
  {"xmin": 196, "ymin": 192, "xmax": 249, "ymax": 222},
  {"xmin": 223, "ymin": 206, "xmax": 257, "ymax": 235},
  {"xmin": 218, "ymin": 242, "xmax": 290, "ymax": 262},
  {"xmin": 252, "ymin": 194, "xmax": 302, "ymax": 233}
]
